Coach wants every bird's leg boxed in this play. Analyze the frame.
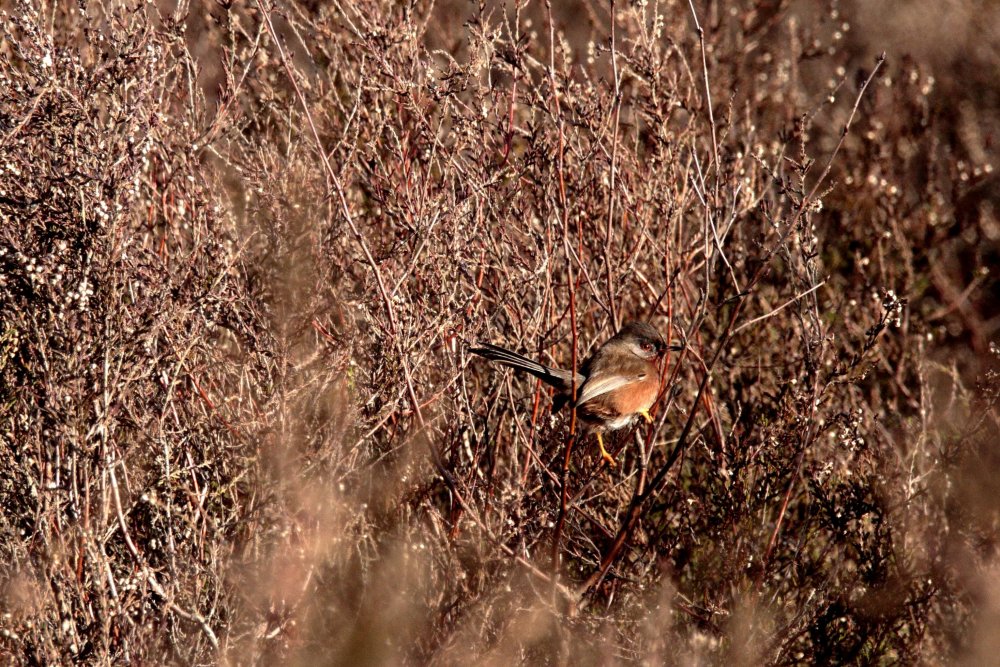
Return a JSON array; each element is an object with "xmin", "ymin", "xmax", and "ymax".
[
  {"xmin": 597, "ymin": 432, "xmax": 616, "ymax": 468},
  {"xmin": 638, "ymin": 408, "xmax": 653, "ymax": 424}
]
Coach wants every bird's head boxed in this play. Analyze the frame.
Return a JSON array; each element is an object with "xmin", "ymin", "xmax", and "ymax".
[{"xmin": 616, "ymin": 321, "xmax": 683, "ymax": 360}]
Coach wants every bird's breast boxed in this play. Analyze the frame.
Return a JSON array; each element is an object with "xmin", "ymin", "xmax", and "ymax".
[{"xmin": 609, "ymin": 375, "xmax": 659, "ymax": 416}]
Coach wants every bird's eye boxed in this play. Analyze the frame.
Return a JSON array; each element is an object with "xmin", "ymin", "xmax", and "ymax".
[{"xmin": 641, "ymin": 342, "xmax": 653, "ymax": 351}]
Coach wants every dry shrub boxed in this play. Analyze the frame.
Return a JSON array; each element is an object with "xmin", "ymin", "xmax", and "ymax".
[{"xmin": 0, "ymin": 0, "xmax": 998, "ymax": 664}]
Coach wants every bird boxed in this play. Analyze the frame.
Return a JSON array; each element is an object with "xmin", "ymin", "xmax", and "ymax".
[{"xmin": 469, "ymin": 321, "xmax": 682, "ymax": 467}]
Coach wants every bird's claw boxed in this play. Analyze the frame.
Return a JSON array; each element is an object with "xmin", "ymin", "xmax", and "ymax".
[
  {"xmin": 638, "ymin": 408, "xmax": 653, "ymax": 424},
  {"xmin": 600, "ymin": 449, "xmax": 617, "ymax": 468},
  {"xmin": 597, "ymin": 433, "xmax": 617, "ymax": 468}
]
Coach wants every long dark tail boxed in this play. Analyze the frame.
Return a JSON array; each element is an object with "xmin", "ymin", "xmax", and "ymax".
[{"xmin": 469, "ymin": 343, "xmax": 579, "ymax": 392}]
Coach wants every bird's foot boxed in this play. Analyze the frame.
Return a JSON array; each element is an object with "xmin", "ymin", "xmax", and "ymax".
[
  {"xmin": 638, "ymin": 408, "xmax": 653, "ymax": 424},
  {"xmin": 597, "ymin": 433, "xmax": 617, "ymax": 468},
  {"xmin": 600, "ymin": 449, "xmax": 617, "ymax": 468}
]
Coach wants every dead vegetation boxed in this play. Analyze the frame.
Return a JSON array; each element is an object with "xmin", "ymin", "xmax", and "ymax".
[{"xmin": 1, "ymin": 0, "xmax": 998, "ymax": 664}]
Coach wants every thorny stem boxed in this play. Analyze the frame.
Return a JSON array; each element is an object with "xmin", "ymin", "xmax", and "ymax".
[
  {"xmin": 688, "ymin": 0, "xmax": 720, "ymax": 200},
  {"xmin": 604, "ymin": 0, "xmax": 622, "ymax": 331},
  {"xmin": 547, "ymin": 0, "xmax": 580, "ymax": 580}
]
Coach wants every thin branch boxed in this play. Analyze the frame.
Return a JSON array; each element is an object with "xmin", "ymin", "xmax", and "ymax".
[{"xmin": 733, "ymin": 280, "xmax": 826, "ymax": 335}]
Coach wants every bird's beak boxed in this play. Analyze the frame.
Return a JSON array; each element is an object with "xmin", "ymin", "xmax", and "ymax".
[{"xmin": 664, "ymin": 342, "xmax": 685, "ymax": 352}]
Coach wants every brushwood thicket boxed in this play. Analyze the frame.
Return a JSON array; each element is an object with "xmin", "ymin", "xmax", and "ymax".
[{"xmin": 1, "ymin": 0, "xmax": 998, "ymax": 664}]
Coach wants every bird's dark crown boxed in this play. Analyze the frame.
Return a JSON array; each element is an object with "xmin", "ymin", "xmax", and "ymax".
[
  {"xmin": 616, "ymin": 321, "xmax": 665, "ymax": 347},
  {"xmin": 609, "ymin": 321, "xmax": 668, "ymax": 359}
]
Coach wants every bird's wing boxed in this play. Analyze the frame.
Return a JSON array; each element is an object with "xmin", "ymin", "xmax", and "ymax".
[{"xmin": 575, "ymin": 372, "xmax": 647, "ymax": 407}]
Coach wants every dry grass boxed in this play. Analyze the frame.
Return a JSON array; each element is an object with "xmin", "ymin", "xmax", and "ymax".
[{"xmin": 1, "ymin": 0, "xmax": 998, "ymax": 664}]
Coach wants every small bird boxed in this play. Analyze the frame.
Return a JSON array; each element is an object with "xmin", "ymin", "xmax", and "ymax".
[{"xmin": 470, "ymin": 322, "xmax": 682, "ymax": 467}]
